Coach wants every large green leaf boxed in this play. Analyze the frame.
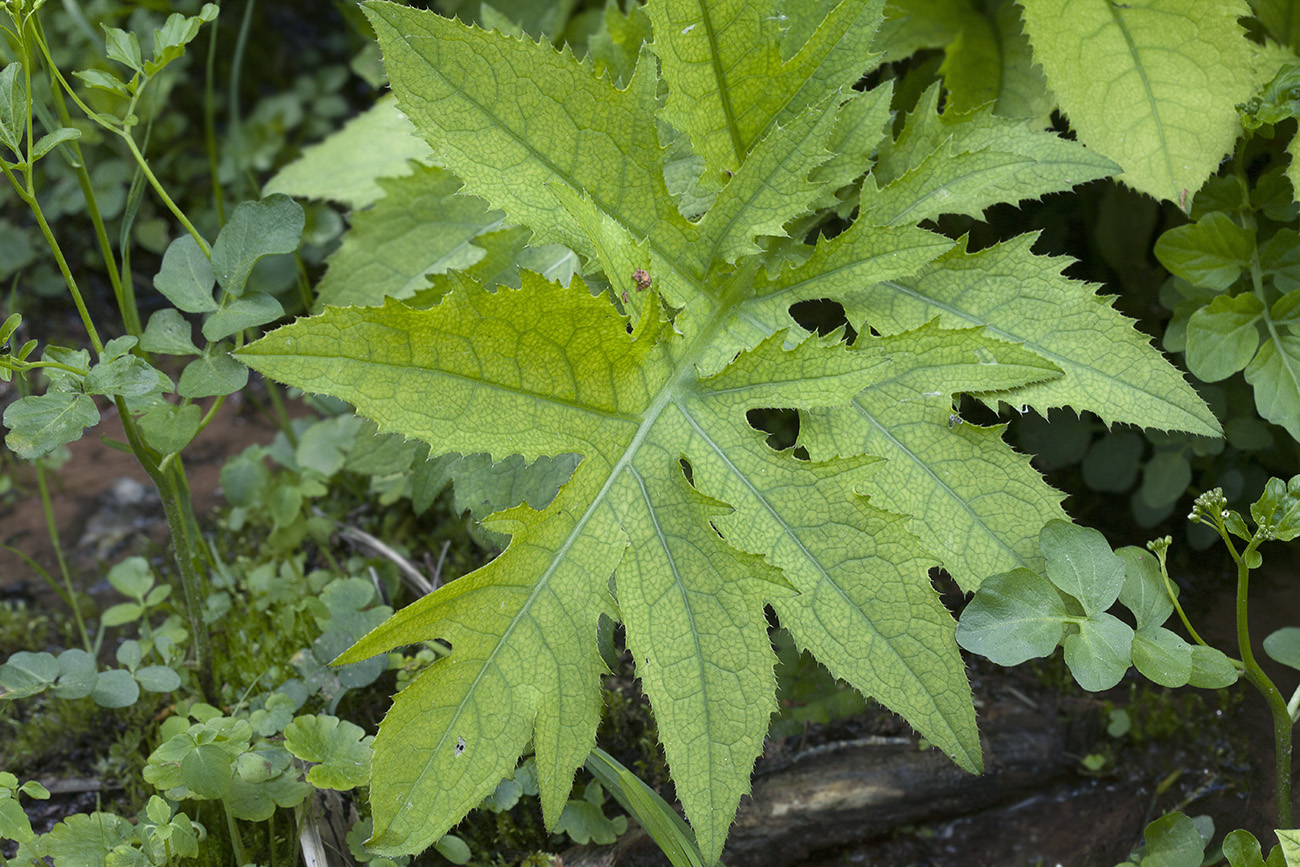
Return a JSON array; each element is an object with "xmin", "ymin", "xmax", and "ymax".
[
  {"xmin": 314, "ymin": 166, "xmax": 503, "ymax": 308},
  {"xmin": 237, "ymin": 1, "xmax": 1224, "ymax": 860},
  {"xmin": 647, "ymin": 0, "xmax": 886, "ymax": 185},
  {"xmin": 839, "ymin": 235, "xmax": 1222, "ymax": 436},
  {"xmin": 264, "ymin": 96, "xmax": 433, "ymax": 208},
  {"xmin": 861, "ymin": 84, "xmax": 1117, "ymax": 227},
  {"xmin": 1017, "ymin": 0, "xmax": 1255, "ymax": 203}
]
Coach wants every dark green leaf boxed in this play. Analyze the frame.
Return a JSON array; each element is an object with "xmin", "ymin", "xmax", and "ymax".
[
  {"xmin": 202, "ymin": 292, "xmax": 284, "ymax": 342},
  {"xmin": 138, "ymin": 403, "xmax": 202, "ymax": 453},
  {"xmin": 1223, "ymin": 829, "xmax": 1266, "ymax": 867},
  {"xmin": 1259, "ymin": 229, "xmax": 1300, "ymax": 293},
  {"xmin": 90, "ymin": 669, "xmax": 140, "ymax": 708},
  {"xmin": 1040, "ymin": 520, "xmax": 1125, "ymax": 616},
  {"xmin": 1061, "ymin": 613, "xmax": 1133, "ymax": 691},
  {"xmin": 3, "ymin": 392, "xmax": 99, "ymax": 460},
  {"xmin": 178, "ymin": 346, "xmax": 249, "ymax": 398},
  {"xmin": 1139, "ymin": 812, "xmax": 1206, "ymax": 867},
  {"xmin": 1130, "ymin": 626, "xmax": 1192, "ymax": 687},
  {"xmin": 155, "ymin": 235, "xmax": 217, "ymax": 313},
  {"xmin": 1138, "ymin": 450, "xmax": 1193, "ymax": 509},
  {"xmin": 1154, "ymin": 213, "xmax": 1254, "ymax": 291},
  {"xmin": 1115, "ymin": 546, "xmax": 1172, "ymax": 630},
  {"xmin": 1262, "ymin": 626, "xmax": 1300, "ymax": 670},
  {"xmin": 1185, "ymin": 292, "xmax": 1263, "ymax": 382},
  {"xmin": 210, "ymin": 195, "xmax": 304, "ymax": 296},
  {"xmin": 1081, "ymin": 431, "xmax": 1143, "ymax": 492},
  {"xmin": 141, "ymin": 309, "xmax": 201, "ymax": 356},
  {"xmin": 434, "ymin": 835, "xmax": 472, "ymax": 865}
]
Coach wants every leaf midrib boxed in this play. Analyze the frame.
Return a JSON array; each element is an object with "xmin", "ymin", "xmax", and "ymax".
[
  {"xmin": 384, "ymin": 13, "xmax": 711, "ymax": 311},
  {"xmin": 672, "ymin": 398, "xmax": 959, "ymax": 737},
  {"xmin": 873, "ymin": 277, "xmax": 1215, "ymax": 431},
  {"xmin": 1106, "ymin": 3, "xmax": 1175, "ymax": 193}
]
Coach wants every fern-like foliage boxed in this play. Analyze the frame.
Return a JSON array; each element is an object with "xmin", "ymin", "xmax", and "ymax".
[{"xmin": 238, "ymin": 0, "xmax": 1219, "ymax": 859}]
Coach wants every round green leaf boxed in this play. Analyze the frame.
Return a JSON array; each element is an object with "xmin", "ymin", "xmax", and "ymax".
[
  {"xmin": 180, "ymin": 743, "xmax": 234, "ymax": 798},
  {"xmin": 435, "ymin": 834, "xmax": 473, "ymax": 865},
  {"xmin": 1138, "ymin": 450, "xmax": 1192, "ymax": 510},
  {"xmin": 1131, "ymin": 626, "xmax": 1192, "ymax": 688},
  {"xmin": 0, "ymin": 651, "xmax": 60, "ymax": 698},
  {"xmin": 107, "ymin": 556, "xmax": 154, "ymax": 599},
  {"xmin": 135, "ymin": 665, "xmax": 182, "ymax": 693},
  {"xmin": 90, "ymin": 669, "xmax": 140, "ymax": 708},
  {"xmin": 1081, "ymin": 431, "xmax": 1143, "ymax": 493},
  {"xmin": 1062, "ymin": 612, "xmax": 1133, "ymax": 691},
  {"xmin": 1040, "ymin": 520, "xmax": 1125, "ymax": 615},
  {"xmin": 955, "ymin": 568, "xmax": 1069, "ymax": 665},
  {"xmin": 1187, "ymin": 645, "xmax": 1239, "ymax": 689},
  {"xmin": 1115, "ymin": 545, "xmax": 1173, "ymax": 630},
  {"xmin": 1139, "ymin": 812, "xmax": 1206, "ymax": 867},
  {"xmin": 1222, "ymin": 828, "xmax": 1265, "ymax": 867},
  {"xmin": 1262, "ymin": 626, "xmax": 1300, "ymax": 671},
  {"xmin": 52, "ymin": 649, "xmax": 98, "ymax": 700},
  {"xmin": 1185, "ymin": 292, "xmax": 1264, "ymax": 382}
]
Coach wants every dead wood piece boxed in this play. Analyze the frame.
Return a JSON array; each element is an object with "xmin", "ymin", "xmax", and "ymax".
[{"xmin": 565, "ymin": 709, "xmax": 1070, "ymax": 867}]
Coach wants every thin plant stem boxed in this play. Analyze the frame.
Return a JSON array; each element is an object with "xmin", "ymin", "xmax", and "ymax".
[
  {"xmin": 34, "ymin": 459, "xmax": 90, "ymax": 651},
  {"xmin": 227, "ymin": 0, "xmax": 256, "ymax": 202},
  {"xmin": 263, "ymin": 377, "xmax": 297, "ymax": 444},
  {"xmin": 204, "ymin": 13, "xmax": 225, "ymax": 225},
  {"xmin": 1222, "ymin": 532, "xmax": 1294, "ymax": 829},
  {"xmin": 31, "ymin": 16, "xmax": 138, "ymax": 338},
  {"xmin": 117, "ymin": 132, "xmax": 211, "ymax": 256},
  {"xmin": 0, "ymin": 160, "xmax": 104, "ymax": 354}
]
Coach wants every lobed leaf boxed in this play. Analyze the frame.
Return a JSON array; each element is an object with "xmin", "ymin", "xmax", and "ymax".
[{"xmin": 1017, "ymin": 0, "xmax": 1255, "ymax": 203}]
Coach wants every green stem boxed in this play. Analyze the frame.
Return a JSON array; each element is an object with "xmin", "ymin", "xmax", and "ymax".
[
  {"xmin": 0, "ymin": 162, "xmax": 103, "ymax": 355},
  {"xmin": 222, "ymin": 801, "xmax": 247, "ymax": 867},
  {"xmin": 117, "ymin": 131, "xmax": 211, "ymax": 256},
  {"xmin": 34, "ymin": 460, "xmax": 90, "ymax": 651},
  {"xmin": 263, "ymin": 377, "xmax": 297, "ymax": 445},
  {"xmin": 1228, "ymin": 539, "xmax": 1294, "ymax": 829},
  {"xmin": 32, "ymin": 16, "xmax": 139, "ymax": 338},
  {"xmin": 1156, "ymin": 552, "xmax": 1216, "ymax": 652},
  {"xmin": 204, "ymin": 13, "xmax": 225, "ymax": 226},
  {"xmin": 155, "ymin": 457, "xmax": 216, "ymax": 703}
]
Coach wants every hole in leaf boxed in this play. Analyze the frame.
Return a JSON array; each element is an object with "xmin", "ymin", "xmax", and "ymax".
[
  {"xmin": 431, "ymin": 639, "xmax": 453, "ymax": 657},
  {"xmin": 680, "ymin": 457, "xmax": 695, "ymax": 486},
  {"xmin": 788, "ymin": 298, "xmax": 852, "ymax": 339},
  {"xmin": 747, "ymin": 408, "xmax": 798, "ymax": 451},
  {"xmin": 455, "ymin": 736, "xmax": 466, "ymax": 757}
]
